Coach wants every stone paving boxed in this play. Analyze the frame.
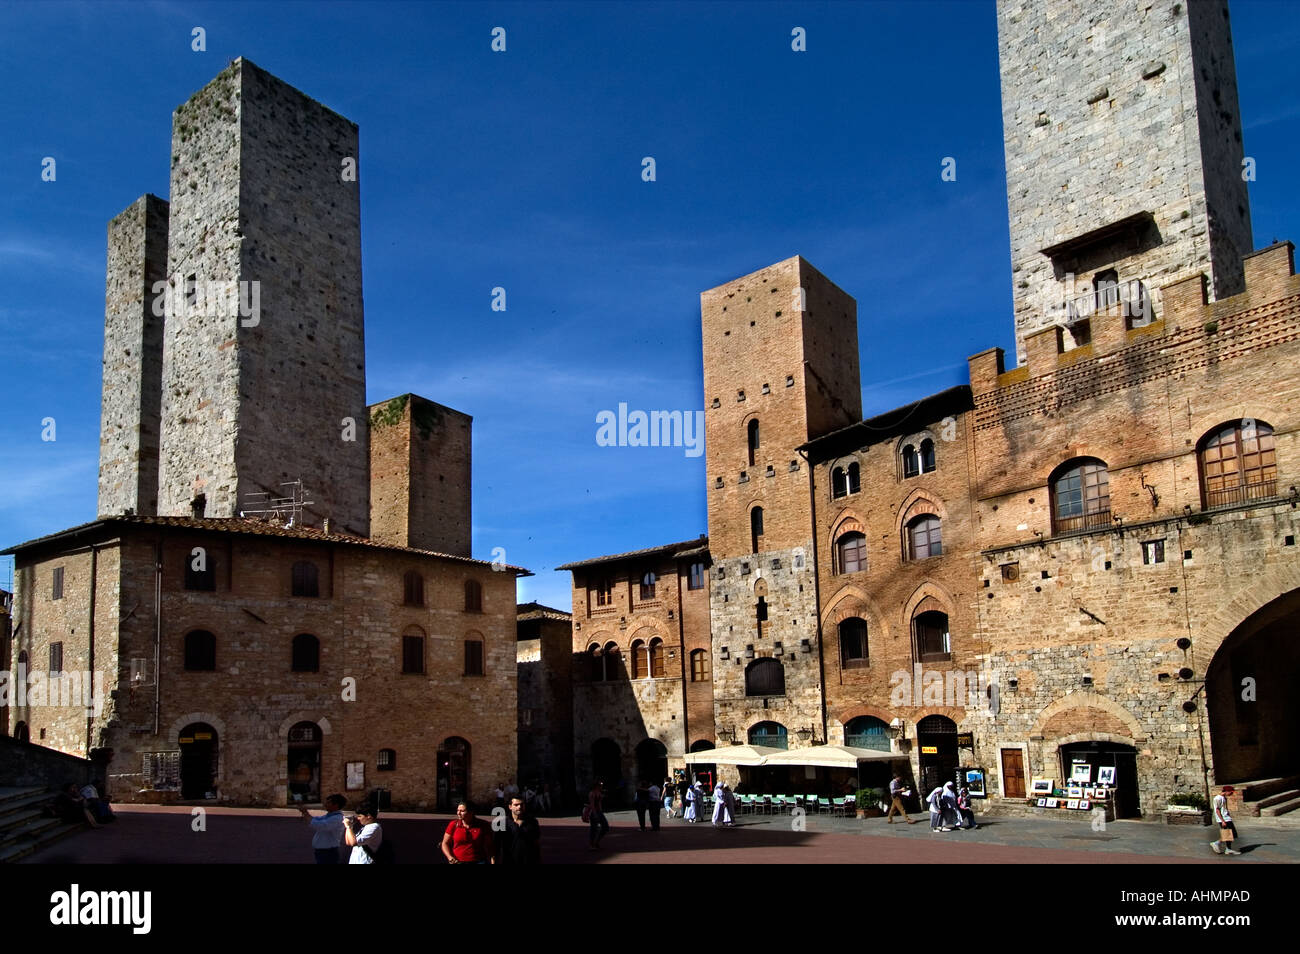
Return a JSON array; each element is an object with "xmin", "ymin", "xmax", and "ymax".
[{"xmin": 19, "ymin": 804, "xmax": 1299, "ymax": 864}]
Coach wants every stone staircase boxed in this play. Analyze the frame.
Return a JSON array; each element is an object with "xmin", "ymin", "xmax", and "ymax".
[
  {"xmin": 1238, "ymin": 775, "xmax": 1300, "ymax": 817},
  {"xmin": 0, "ymin": 787, "xmax": 84, "ymax": 863}
]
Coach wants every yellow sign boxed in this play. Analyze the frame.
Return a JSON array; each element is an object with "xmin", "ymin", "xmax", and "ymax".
[
  {"xmin": 194, "ymin": 732, "xmax": 213, "ymax": 740},
  {"xmin": 179, "ymin": 737, "xmax": 193, "ymax": 744},
  {"xmin": 921, "ymin": 746, "xmax": 938, "ymax": 754}
]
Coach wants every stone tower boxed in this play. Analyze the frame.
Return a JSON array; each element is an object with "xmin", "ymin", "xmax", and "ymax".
[
  {"xmin": 98, "ymin": 193, "xmax": 169, "ymax": 517},
  {"xmin": 701, "ymin": 255, "xmax": 860, "ymax": 745},
  {"xmin": 368, "ymin": 394, "xmax": 472, "ymax": 556},
  {"xmin": 998, "ymin": 0, "xmax": 1253, "ymax": 362},
  {"xmin": 156, "ymin": 58, "xmax": 370, "ymax": 533}
]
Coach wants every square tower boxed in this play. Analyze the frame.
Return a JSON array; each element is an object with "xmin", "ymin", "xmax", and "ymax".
[
  {"xmin": 98, "ymin": 193, "xmax": 169, "ymax": 517},
  {"xmin": 157, "ymin": 59, "xmax": 369, "ymax": 533},
  {"xmin": 999, "ymin": 0, "xmax": 1253, "ymax": 363}
]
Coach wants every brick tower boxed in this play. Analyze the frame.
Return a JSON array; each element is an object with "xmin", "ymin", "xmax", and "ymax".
[
  {"xmin": 701, "ymin": 255, "xmax": 860, "ymax": 746},
  {"xmin": 998, "ymin": 0, "xmax": 1253, "ymax": 362},
  {"xmin": 156, "ymin": 58, "xmax": 370, "ymax": 533}
]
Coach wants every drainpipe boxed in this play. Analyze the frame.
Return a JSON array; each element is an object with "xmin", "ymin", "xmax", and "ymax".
[
  {"xmin": 154, "ymin": 534, "xmax": 163, "ymax": 736},
  {"xmin": 87, "ymin": 544, "xmax": 97, "ymax": 757},
  {"xmin": 798, "ymin": 447, "xmax": 828, "ymax": 743}
]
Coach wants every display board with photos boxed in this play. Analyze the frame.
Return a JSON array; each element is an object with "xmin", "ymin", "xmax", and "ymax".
[{"xmin": 1026, "ymin": 774, "xmax": 1113, "ymax": 811}]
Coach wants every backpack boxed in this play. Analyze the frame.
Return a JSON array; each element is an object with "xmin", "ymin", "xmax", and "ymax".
[{"xmin": 361, "ymin": 829, "xmax": 395, "ymax": 864}]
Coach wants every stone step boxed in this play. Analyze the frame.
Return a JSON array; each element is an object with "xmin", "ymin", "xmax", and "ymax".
[
  {"xmin": 1256, "ymin": 788, "xmax": 1300, "ymax": 810},
  {"xmin": 1260, "ymin": 795, "xmax": 1300, "ymax": 817},
  {"xmin": 0, "ymin": 791, "xmax": 56, "ymax": 824},
  {"xmin": 0, "ymin": 814, "xmax": 64, "ymax": 849},
  {"xmin": 0, "ymin": 819, "xmax": 84, "ymax": 864},
  {"xmin": 1239, "ymin": 775, "xmax": 1300, "ymax": 802},
  {"xmin": 0, "ymin": 787, "xmax": 46, "ymax": 807}
]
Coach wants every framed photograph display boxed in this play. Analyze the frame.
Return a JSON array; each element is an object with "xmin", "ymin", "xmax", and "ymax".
[
  {"xmin": 1079, "ymin": 800, "xmax": 1091, "ymax": 811},
  {"xmin": 1031, "ymin": 779, "xmax": 1054, "ymax": 795},
  {"xmin": 1067, "ymin": 786, "xmax": 1083, "ymax": 799},
  {"xmin": 1037, "ymin": 798, "xmax": 1047, "ymax": 807},
  {"xmin": 1046, "ymin": 798, "xmax": 1059, "ymax": 808},
  {"xmin": 963, "ymin": 768, "xmax": 987, "ymax": 797},
  {"xmin": 1067, "ymin": 799, "xmax": 1080, "ymax": 809},
  {"xmin": 346, "ymin": 761, "xmax": 366, "ymax": 791},
  {"xmin": 1071, "ymin": 763, "xmax": 1093, "ymax": 783},
  {"xmin": 1097, "ymin": 766, "xmax": 1116, "ymax": 786}
]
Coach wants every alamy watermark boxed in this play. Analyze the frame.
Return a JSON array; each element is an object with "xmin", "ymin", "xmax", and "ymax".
[
  {"xmin": 595, "ymin": 403, "xmax": 705, "ymax": 458},
  {"xmin": 0, "ymin": 666, "xmax": 106, "ymax": 717},
  {"xmin": 890, "ymin": 665, "xmax": 1000, "ymax": 715},
  {"xmin": 150, "ymin": 275, "xmax": 261, "ymax": 326}
]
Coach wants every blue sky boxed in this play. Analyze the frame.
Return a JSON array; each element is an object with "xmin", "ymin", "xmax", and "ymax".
[{"xmin": 2, "ymin": 1, "xmax": 1298, "ymax": 611}]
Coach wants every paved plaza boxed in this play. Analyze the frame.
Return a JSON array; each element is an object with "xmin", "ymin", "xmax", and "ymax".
[{"xmin": 22, "ymin": 805, "xmax": 1300, "ymax": 864}]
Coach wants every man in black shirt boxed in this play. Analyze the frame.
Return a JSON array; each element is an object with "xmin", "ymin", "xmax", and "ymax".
[{"xmin": 497, "ymin": 795, "xmax": 541, "ymax": 864}]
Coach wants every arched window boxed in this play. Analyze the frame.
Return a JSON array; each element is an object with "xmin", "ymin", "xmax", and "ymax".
[
  {"xmin": 377, "ymin": 748, "xmax": 396, "ymax": 772},
  {"xmin": 402, "ymin": 627, "xmax": 425, "ymax": 674},
  {"xmin": 587, "ymin": 643, "xmax": 604, "ymax": 682},
  {"xmin": 745, "ymin": 658, "xmax": 785, "ymax": 697},
  {"xmin": 1094, "ymin": 268, "xmax": 1119, "ymax": 310},
  {"xmin": 902, "ymin": 444, "xmax": 920, "ymax": 479},
  {"xmin": 639, "ymin": 572, "xmax": 657, "ymax": 601},
  {"xmin": 920, "ymin": 439, "xmax": 935, "ymax": 473},
  {"xmin": 906, "ymin": 514, "xmax": 942, "ymax": 560},
  {"xmin": 913, "ymin": 609, "xmax": 951, "ymax": 663},
  {"xmin": 184, "ymin": 630, "xmax": 216, "ymax": 671},
  {"xmin": 690, "ymin": 649, "xmax": 709, "ymax": 682},
  {"xmin": 403, "ymin": 570, "xmax": 424, "ymax": 607},
  {"xmin": 631, "ymin": 639, "xmax": 648, "ymax": 678},
  {"xmin": 184, "ymin": 550, "xmax": 216, "ymax": 591},
  {"xmin": 291, "ymin": 633, "xmax": 319, "ymax": 672},
  {"xmin": 748, "ymin": 721, "xmax": 788, "ymax": 750},
  {"xmin": 465, "ymin": 579, "xmax": 483, "ymax": 612},
  {"xmin": 844, "ymin": 716, "xmax": 890, "ymax": 751},
  {"xmin": 1199, "ymin": 421, "xmax": 1277, "ymax": 509},
  {"xmin": 1051, "ymin": 458, "xmax": 1110, "ymax": 534},
  {"xmin": 847, "ymin": 461, "xmax": 861, "ymax": 493},
  {"xmin": 291, "ymin": 561, "xmax": 319, "ymax": 598},
  {"xmin": 836, "ymin": 531, "xmax": 867, "ymax": 574},
  {"xmin": 604, "ymin": 641, "xmax": 625, "ymax": 680},
  {"xmin": 748, "ymin": 419, "xmax": 761, "ymax": 466},
  {"xmin": 649, "ymin": 638, "xmax": 665, "ymax": 678},
  {"xmin": 464, "ymin": 638, "xmax": 485, "ymax": 676},
  {"xmin": 839, "ymin": 618, "xmax": 868, "ymax": 669},
  {"xmin": 832, "ymin": 466, "xmax": 847, "ymax": 499},
  {"xmin": 750, "ymin": 507, "xmax": 764, "ymax": 554}
]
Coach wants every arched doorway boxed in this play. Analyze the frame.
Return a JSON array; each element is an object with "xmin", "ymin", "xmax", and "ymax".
[
  {"xmin": 437, "ymin": 737, "xmax": 470, "ymax": 811},
  {"xmin": 287, "ymin": 721, "xmax": 322, "ymax": 804},
  {"xmin": 1060, "ymin": 740, "xmax": 1140, "ymax": 818},
  {"xmin": 179, "ymin": 722, "xmax": 218, "ymax": 799},
  {"xmin": 591, "ymin": 738, "xmax": 622, "ymax": 799},
  {"xmin": 1206, "ymin": 588, "xmax": 1300, "ymax": 783},
  {"xmin": 635, "ymin": 738, "xmax": 668, "ymax": 786},
  {"xmin": 916, "ymin": 715, "xmax": 958, "ymax": 793},
  {"xmin": 688, "ymin": 739, "xmax": 716, "ymax": 789}
]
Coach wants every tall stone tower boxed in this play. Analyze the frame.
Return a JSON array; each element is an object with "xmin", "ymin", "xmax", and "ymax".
[
  {"xmin": 701, "ymin": 255, "xmax": 860, "ymax": 746},
  {"xmin": 156, "ymin": 58, "xmax": 370, "ymax": 533},
  {"xmin": 998, "ymin": 0, "xmax": 1253, "ymax": 362},
  {"xmin": 98, "ymin": 193, "xmax": 169, "ymax": 517}
]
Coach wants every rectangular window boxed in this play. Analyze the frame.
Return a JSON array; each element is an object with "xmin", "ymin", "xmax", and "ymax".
[
  {"xmin": 593, "ymin": 576, "xmax": 613, "ymax": 607},
  {"xmin": 49, "ymin": 641, "xmax": 63, "ymax": 674},
  {"xmin": 691, "ymin": 651, "xmax": 710, "ymax": 682},
  {"xmin": 52, "ymin": 566, "xmax": 64, "ymax": 600},
  {"xmin": 1142, "ymin": 540, "xmax": 1165, "ymax": 565},
  {"xmin": 401, "ymin": 636, "xmax": 424, "ymax": 674},
  {"xmin": 688, "ymin": 562, "xmax": 705, "ymax": 590},
  {"xmin": 465, "ymin": 640, "xmax": 485, "ymax": 676},
  {"xmin": 639, "ymin": 573, "xmax": 657, "ymax": 601}
]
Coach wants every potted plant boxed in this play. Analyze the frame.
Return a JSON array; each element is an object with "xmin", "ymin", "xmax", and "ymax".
[
  {"xmin": 1164, "ymin": 792, "xmax": 1210, "ymax": 825},
  {"xmin": 855, "ymin": 788, "xmax": 887, "ymax": 818}
]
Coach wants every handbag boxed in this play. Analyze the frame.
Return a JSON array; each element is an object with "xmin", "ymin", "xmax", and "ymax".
[{"xmin": 1220, "ymin": 824, "xmax": 1235, "ymax": 843}]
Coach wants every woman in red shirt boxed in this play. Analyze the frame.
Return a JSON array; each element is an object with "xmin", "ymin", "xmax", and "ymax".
[{"xmin": 442, "ymin": 800, "xmax": 495, "ymax": 864}]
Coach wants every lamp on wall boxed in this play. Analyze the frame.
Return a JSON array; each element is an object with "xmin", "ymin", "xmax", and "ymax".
[
  {"xmin": 717, "ymin": 727, "xmax": 736, "ymax": 743},
  {"xmin": 889, "ymin": 718, "xmax": 905, "ymax": 740}
]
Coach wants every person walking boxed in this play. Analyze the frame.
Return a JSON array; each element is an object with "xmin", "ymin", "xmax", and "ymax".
[
  {"xmin": 343, "ymin": 801, "xmax": 382, "ymax": 864},
  {"xmin": 662, "ymin": 779, "xmax": 676, "ymax": 819},
  {"xmin": 497, "ymin": 795, "xmax": 541, "ymax": 864},
  {"xmin": 634, "ymin": 779, "xmax": 651, "ymax": 831},
  {"xmin": 586, "ymin": 781, "xmax": 610, "ymax": 849},
  {"xmin": 957, "ymin": 785, "xmax": 978, "ymax": 830},
  {"xmin": 722, "ymin": 785, "xmax": 737, "ymax": 826},
  {"xmin": 1211, "ymin": 785, "xmax": 1242, "ymax": 855},
  {"xmin": 442, "ymin": 800, "xmax": 495, "ymax": 864},
  {"xmin": 298, "ymin": 793, "xmax": 347, "ymax": 863},
  {"xmin": 886, "ymin": 774, "xmax": 917, "ymax": 824},
  {"xmin": 711, "ymin": 780, "xmax": 728, "ymax": 826},
  {"xmin": 684, "ymin": 781, "xmax": 700, "ymax": 822},
  {"xmin": 940, "ymin": 782, "xmax": 962, "ymax": 830},
  {"xmin": 925, "ymin": 784, "xmax": 949, "ymax": 831},
  {"xmin": 648, "ymin": 779, "xmax": 662, "ymax": 831}
]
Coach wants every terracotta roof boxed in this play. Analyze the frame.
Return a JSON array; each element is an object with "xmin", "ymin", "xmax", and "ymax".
[
  {"xmin": 1, "ymin": 515, "xmax": 532, "ymax": 576},
  {"xmin": 798, "ymin": 385, "xmax": 974, "ymax": 462},
  {"xmin": 555, "ymin": 535, "xmax": 708, "ymax": 571},
  {"xmin": 516, "ymin": 601, "xmax": 573, "ymax": 622}
]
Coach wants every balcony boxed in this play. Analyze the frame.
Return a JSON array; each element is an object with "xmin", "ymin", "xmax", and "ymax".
[
  {"xmin": 1205, "ymin": 479, "xmax": 1279, "ymax": 511},
  {"xmin": 1053, "ymin": 509, "xmax": 1113, "ymax": 536}
]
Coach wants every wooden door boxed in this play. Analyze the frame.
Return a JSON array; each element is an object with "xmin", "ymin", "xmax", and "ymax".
[{"xmin": 1001, "ymin": 749, "xmax": 1025, "ymax": 799}]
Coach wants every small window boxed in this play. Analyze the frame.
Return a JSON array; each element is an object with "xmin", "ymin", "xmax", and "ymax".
[
  {"xmin": 587, "ymin": 643, "xmax": 604, "ymax": 681},
  {"xmin": 920, "ymin": 439, "xmax": 935, "ymax": 474},
  {"xmin": 377, "ymin": 748, "xmax": 396, "ymax": 772},
  {"xmin": 640, "ymin": 572, "xmax": 657, "ymax": 601},
  {"xmin": 837, "ymin": 532, "xmax": 867, "ymax": 574},
  {"xmin": 52, "ymin": 566, "xmax": 64, "ymax": 601},
  {"xmin": 1094, "ymin": 269, "xmax": 1119, "ymax": 311},
  {"xmin": 592, "ymin": 576, "xmax": 614, "ymax": 607},
  {"xmin": 750, "ymin": 507, "xmax": 764, "ymax": 554},
  {"xmin": 465, "ymin": 579, "xmax": 483, "ymax": 612},
  {"xmin": 49, "ymin": 641, "xmax": 64, "ymax": 674},
  {"xmin": 847, "ymin": 462, "xmax": 861, "ymax": 493},
  {"xmin": 906, "ymin": 515, "xmax": 942, "ymax": 560},
  {"xmin": 184, "ymin": 630, "xmax": 216, "ymax": 671},
  {"xmin": 902, "ymin": 445, "xmax": 919, "ymax": 479},
  {"xmin": 839, "ymin": 618, "xmax": 868, "ymax": 670},
  {"xmin": 747, "ymin": 419, "xmax": 760, "ymax": 466},
  {"xmin": 603, "ymin": 642, "xmax": 625, "ymax": 680},
  {"xmin": 184, "ymin": 550, "xmax": 216, "ymax": 592},
  {"xmin": 403, "ymin": 570, "xmax": 424, "ymax": 607},
  {"xmin": 402, "ymin": 634, "xmax": 425, "ymax": 674},
  {"xmin": 1052, "ymin": 459, "xmax": 1110, "ymax": 533},
  {"xmin": 292, "ymin": 633, "xmax": 320, "ymax": 672},
  {"xmin": 649, "ymin": 638, "xmax": 666, "ymax": 678},
  {"xmin": 1142, "ymin": 540, "xmax": 1165, "ymax": 565},
  {"xmin": 690, "ymin": 649, "xmax": 710, "ymax": 682},
  {"xmin": 464, "ymin": 639, "xmax": 485, "ymax": 676},
  {"xmin": 745, "ymin": 658, "xmax": 785, "ymax": 697},
  {"xmin": 291, "ymin": 561, "xmax": 320, "ymax": 598},
  {"xmin": 688, "ymin": 562, "xmax": 706, "ymax": 591}
]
